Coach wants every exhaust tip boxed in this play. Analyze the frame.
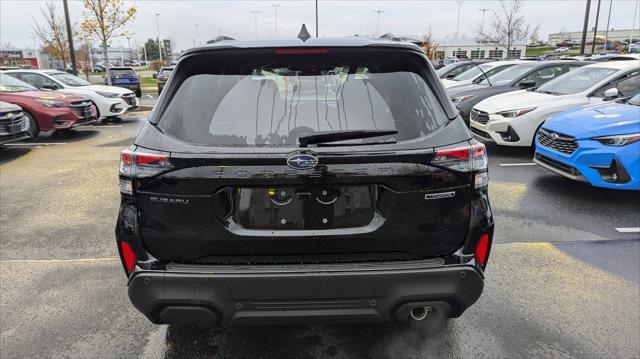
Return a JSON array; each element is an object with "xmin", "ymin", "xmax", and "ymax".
[{"xmin": 410, "ymin": 306, "xmax": 430, "ymax": 321}]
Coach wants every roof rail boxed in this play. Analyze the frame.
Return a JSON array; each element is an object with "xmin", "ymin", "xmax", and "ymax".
[{"xmin": 206, "ymin": 35, "xmax": 235, "ymax": 44}]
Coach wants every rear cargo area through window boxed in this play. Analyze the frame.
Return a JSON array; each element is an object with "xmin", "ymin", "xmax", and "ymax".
[{"xmin": 157, "ymin": 49, "xmax": 448, "ymax": 147}]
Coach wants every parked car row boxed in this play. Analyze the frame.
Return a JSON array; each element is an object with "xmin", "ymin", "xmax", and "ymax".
[
  {"xmin": 0, "ymin": 70, "xmax": 139, "ymax": 141},
  {"xmin": 445, "ymin": 59, "xmax": 639, "ymax": 190}
]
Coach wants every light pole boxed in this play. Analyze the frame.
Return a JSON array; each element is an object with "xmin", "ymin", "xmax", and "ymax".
[
  {"xmin": 315, "ymin": 0, "xmax": 319, "ymax": 37},
  {"xmin": 119, "ymin": 39, "xmax": 124, "ymax": 65},
  {"xmin": 126, "ymin": 36, "xmax": 132, "ymax": 62},
  {"xmin": 455, "ymin": 0, "xmax": 463, "ymax": 39},
  {"xmin": 195, "ymin": 24, "xmax": 199, "ymax": 46},
  {"xmin": 604, "ymin": 0, "xmax": 613, "ymax": 48},
  {"xmin": 373, "ymin": 10, "xmax": 384, "ymax": 36},
  {"xmin": 62, "ymin": 0, "xmax": 77, "ymax": 73},
  {"xmin": 272, "ymin": 4, "xmax": 280, "ymax": 38},
  {"xmin": 630, "ymin": 0, "xmax": 639, "ymax": 47},
  {"xmin": 580, "ymin": 0, "xmax": 592, "ymax": 54},
  {"xmin": 478, "ymin": 8, "xmax": 490, "ymax": 33},
  {"xmin": 251, "ymin": 10, "xmax": 261, "ymax": 40},
  {"xmin": 156, "ymin": 13, "xmax": 163, "ymax": 64},
  {"xmin": 591, "ymin": 0, "xmax": 602, "ymax": 53}
]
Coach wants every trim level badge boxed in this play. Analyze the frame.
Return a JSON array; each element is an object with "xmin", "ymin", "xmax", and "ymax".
[{"xmin": 425, "ymin": 191, "xmax": 456, "ymax": 200}]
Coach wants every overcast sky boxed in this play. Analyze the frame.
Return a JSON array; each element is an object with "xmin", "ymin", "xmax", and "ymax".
[{"xmin": 1, "ymin": 0, "xmax": 639, "ymax": 52}]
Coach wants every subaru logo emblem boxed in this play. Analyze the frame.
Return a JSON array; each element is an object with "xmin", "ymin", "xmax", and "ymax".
[
  {"xmin": 7, "ymin": 113, "xmax": 15, "ymax": 120},
  {"xmin": 549, "ymin": 132, "xmax": 560, "ymax": 140},
  {"xmin": 287, "ymin": 153, "xmax": 318, "ymax": 170}
]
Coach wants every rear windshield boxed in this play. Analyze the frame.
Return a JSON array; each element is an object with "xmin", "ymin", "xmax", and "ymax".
[
  {"xmin": 110, "ymin": 69, "xmax": 136, "ymax": 77},
  {"xmin": 157, "ymin": 50, "xmax": 448, "ymax": 147}
]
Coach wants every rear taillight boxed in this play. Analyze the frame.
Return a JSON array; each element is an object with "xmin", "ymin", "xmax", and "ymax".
[
  {"xmin": 119, "ymin": 241, "xmax": 136, "ymax": 274},
  {"xmin": 119, "ymin": 148, "xmax": 173, "ymax": 194},
  {"xmin": 474, "ymin": 233, "xmax": 491, "ymax": 268},
  {"xmin": 431, "ymin": 142, "xmax": 488, "ymax": 188}
]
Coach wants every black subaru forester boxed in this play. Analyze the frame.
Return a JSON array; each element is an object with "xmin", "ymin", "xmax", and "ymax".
[{"xmin": 116, "ymin": 35, "xmax": 494, "ymax": 327}]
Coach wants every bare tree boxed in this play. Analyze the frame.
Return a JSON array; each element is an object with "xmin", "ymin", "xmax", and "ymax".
[
  {"xmin": 529, "ymin": 24, "xmax": 541, "ymax": 45},
  {"xmin": 476, "ymin": 0, "xmax": 529, "ymax": 58},
  {"xmin": 421, "ymin": 26, "xmax": 440, "ymax": 60},
  {"xmin": 33, "ymin": 2, "xmax": 71, "ymax": 69},
  {"xmin": 81, "ymin": 0, "xmax": 136, "ymax": 85}
]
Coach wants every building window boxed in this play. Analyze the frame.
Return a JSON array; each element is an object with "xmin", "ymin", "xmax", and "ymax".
[
  {"xmin": 435, "ymin": 51, "xmax": 445, "ymax": 60},
  {"xmin": 508, "ymin": 49, "xmax": 522, "ymax": 58},
  {"xmin": 470, "ymin": 50, "xmax": 486, "ymax": 59},
  {"xmin": 488, "ymin": 50, "xmax": 504, "ymax": 59},
  {"xmin": 452, "ymin": 50, "xmax": 468, "ymax": 58}
]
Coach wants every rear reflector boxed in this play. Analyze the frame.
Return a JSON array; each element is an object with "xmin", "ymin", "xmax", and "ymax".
[
  {"xmin": 474, "ymin": 233, "xmax": 491, "ymax": 267},
  {"xmin": 274, "ymin": 48, "xmax": 329, "ymax": 55},
  {"xmin": 119, "ymin": 241, "xmax": 136, "ymax": 274}
]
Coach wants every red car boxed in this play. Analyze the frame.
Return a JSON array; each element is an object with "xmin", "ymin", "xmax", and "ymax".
[{"xmin": 0, "ymin": 73, "xmax": 98, "ymax": 137}]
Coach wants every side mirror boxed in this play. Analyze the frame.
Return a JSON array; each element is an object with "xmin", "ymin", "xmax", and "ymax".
[
  {"xmin": 445, "ymin": 73, "xmax": 457, "ymax": 79},
  {"xmin": 152, "ymin": 73, "xmax": 158, "ymax": 79},
  {"xmin": 42, "ymin": 84, "xmax": 58, "ymax": 90},
  {"xmin": 519, "ymin": 80, "xmax": 537, "ymax": 89},
  {"xmin": 603, "ymin": 88, "xmax": 619, "ymax": 100}
]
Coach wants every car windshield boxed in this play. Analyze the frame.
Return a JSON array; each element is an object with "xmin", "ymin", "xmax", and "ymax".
[
  {"xmin": 628, "ymin": 93, "xmax": 640, "ymax": 106},
  {"xmin": 159, "ymin": 68, "xmax": 173, "ymax": 76},
  {"xmin": 536, "ymin": 67, "xmax": 618, "ymax": 95},
  {"xmin": 479, "ymin": 64, "xmax": 536, "ymax": 86},
  {"xmin": 453, "ymin": 63, "xmax": 493, "ymax": 81},
  {"xmin": 110, "ymin": 69, "xmax": 136, "ymax": 77},
  {"xmin": 436, "ymin": 62, "xmax": 465, "ymax": 76},
  {"xmin": 49, "ymin": 72, "xmax": 91, "ymax": 86},
  {"xmin": 0, "ymin": 73, "xmax": 37, "ymax": 92},
  {"xmin": 158, "ymin": 52, "xmax": 448, "ymax": 147}
]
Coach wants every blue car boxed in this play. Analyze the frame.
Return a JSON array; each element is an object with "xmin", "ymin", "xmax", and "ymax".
[
  {"xmin": 105, "ymin": 67, "xmax": 141, "ymax": 97},
  {"xmin": 534, "ymin": 93, "xmax": 640, "ymax": 190}
]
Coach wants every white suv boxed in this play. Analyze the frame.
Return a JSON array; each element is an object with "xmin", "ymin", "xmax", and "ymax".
[
  {"xmin": 4, "ymin": 70, "xmax": 138, "ymax": 119},
  {"xmin": 470, "ymin": 61, "xmax": 640, "ymax": 147}
]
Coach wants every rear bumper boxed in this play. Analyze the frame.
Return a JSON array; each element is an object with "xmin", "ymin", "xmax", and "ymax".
[{"xmin": 127, "ymin": 260, "xmax": 484, "ymax": 326}]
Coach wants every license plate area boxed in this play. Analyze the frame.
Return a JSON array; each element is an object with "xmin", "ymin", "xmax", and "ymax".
[{"xmin": 234, "ymin": 185, "xmax": 374, "ymax": 230}]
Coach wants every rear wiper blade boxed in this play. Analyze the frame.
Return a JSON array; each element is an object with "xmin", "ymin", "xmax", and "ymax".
[{"xmin": 298, "ymin": 130, "xmax": 398, "ymax": 147}]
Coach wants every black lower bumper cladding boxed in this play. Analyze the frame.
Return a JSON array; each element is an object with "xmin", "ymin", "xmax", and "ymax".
[{"xmin": 128, "ymin": 260, "xmax": 484, "ymax": 326}]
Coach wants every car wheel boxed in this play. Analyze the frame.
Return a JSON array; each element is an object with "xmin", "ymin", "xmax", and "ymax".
[
  {"xmin": 135, "ymin": 89, "xmax": 142, "ymax": 97},
  {"xmin": 24, "ymin": 111, "xmax": 39, "ymax": 138}
]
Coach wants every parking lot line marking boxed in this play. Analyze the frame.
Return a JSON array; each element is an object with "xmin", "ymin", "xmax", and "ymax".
[
  {"xmin": 499, "ymin": 162, "xmax": 537, "ymax": 167},
  {"xmin": 90, "ymin": 125, "xmax": 123, "ymax": 128},
  {"xmin": 3, "ymin": 142, "xmax": 67, "ymax": 146},
  {"xmin": 0, "ymin": 257, "xmax": 119, "ymax": 264},
  {"xmin": 615, "ymin": 227, "xmax": 640, "ymax": 233}
]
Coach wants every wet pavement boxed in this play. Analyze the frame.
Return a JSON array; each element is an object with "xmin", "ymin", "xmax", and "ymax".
[{"xmin": 1, "ymin": 115, "xmax": 639, "ymax": 358}]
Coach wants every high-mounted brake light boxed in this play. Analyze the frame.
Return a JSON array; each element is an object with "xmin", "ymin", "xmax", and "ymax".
[
  {"xmin": 274, "ymin": 48, "xmax": 329, "ymax": 55},
  {"xmin": 474, "ymin": 233, "xmax": 491, "ymax": 267},
  {"xmin": 119, "ymin": 148, "xmax": 173, "ymax": 194},
  {"xmin": 119, "ymin": 241, "xmax": 136, "ymax": 274}
]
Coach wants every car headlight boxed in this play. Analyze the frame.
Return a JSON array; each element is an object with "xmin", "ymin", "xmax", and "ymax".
[
  {"xmin": 495, "ymin": 107, "xmax": 537, "ymax": 118},
  {"xmin": 450, "ymin": 95, "xmax": 474, "ymax": 104},
  {"xmin": 96, "ymin": 91, "xmax": 120, "ymax": 98},
  {"xmin": 34, "ymin": 98, "xmax": 65, "ymax": 108},
  {"xmin": 593, "ymin": 133, "xmax": 640, "ymax": 146}
]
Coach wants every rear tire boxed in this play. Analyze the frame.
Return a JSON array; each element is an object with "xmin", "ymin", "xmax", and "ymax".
[{"xmin": 24, "ymin": 111, "xmax": 39, "ymax": 138}]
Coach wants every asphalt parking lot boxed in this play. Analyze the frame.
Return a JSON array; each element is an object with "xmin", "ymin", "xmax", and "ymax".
[{"xmin": 1, "ymin": 113, "xmax": 639, "ymax": 358}]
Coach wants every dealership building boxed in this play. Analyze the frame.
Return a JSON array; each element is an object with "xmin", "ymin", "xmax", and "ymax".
[
  {"xmin": 547, "ymin": 28, "xmax": 640, "ymax": 45},
  {"xmin": 395, "ymin": 36, "xmax": 527, "ymax": 59}
]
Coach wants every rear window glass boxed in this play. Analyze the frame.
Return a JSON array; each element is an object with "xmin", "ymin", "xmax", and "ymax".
[
  {"xmin": 157, "ymin": 51, "xmax": 448, "ymax": 147},
  {"xmin": 110, "ymin": 69, "xmax": 136, "ymax": 77}
]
